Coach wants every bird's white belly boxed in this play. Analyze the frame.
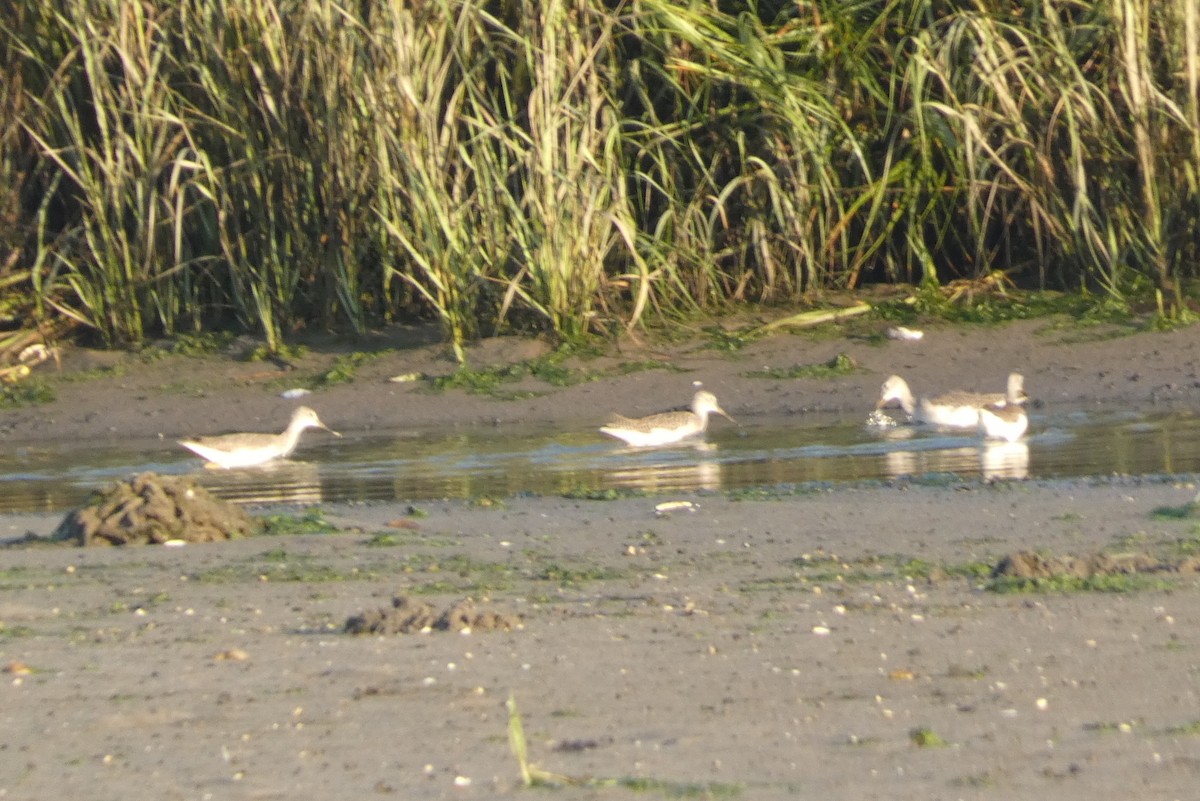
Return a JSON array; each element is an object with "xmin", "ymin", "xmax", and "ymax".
[{"xmin": 917, "ymin": 402, "xmax": 981, "ymax": 429}]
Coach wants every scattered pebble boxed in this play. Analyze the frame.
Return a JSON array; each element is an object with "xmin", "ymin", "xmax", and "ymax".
[
  {"xmin": 214, "ymin": 649, "xmax": 249, "ymax": 662},
  {"xmin": 280, "ymin": 388, "xmax": 312, "ymax": 399}
]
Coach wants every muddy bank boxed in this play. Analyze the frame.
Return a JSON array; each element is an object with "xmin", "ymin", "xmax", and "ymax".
[
  {"xmin": 3, "ymin": 316, "xmax": 1200, "ymax": 799},
  {"xmin": 1, "ymin": 316, "xmax": 1199, "ymax": 449},
  {"xmin": 4, "ymin": 480, "xmax": 1200, "ymax": 799}
]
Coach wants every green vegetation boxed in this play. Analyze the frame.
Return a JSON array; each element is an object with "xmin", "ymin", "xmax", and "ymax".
[
  {"xmin": 743, "ymin": 353, "xmax": 857, "ymax": 380},
  {"xmin": 429, "ymin": 347, "xmax": 680, "ymax": 397},
  {"xmin": 536, "ymin": 563, "xmax": 624, "ymax": 587},
  {"xmin": 0, "ymin": 623, "xmax": 35, "ymax": 640},
  {"xmin": 704, "ymin": 326, "xmax": 760, "ymax": 353},
  {"xmin": 1082, "ymin": 720, "xmax": 1137, "ymax": 734},
  {"xmin": 737, "ymin": 551, "xmax": 996, "ymax": 593},
  {"xmin": 507, "ymin": 693, "xmax": 744, "ymax": 796},
  {"xmin": 55, "ymin": 363, "xmax": 125, "ymax": 383},
  {"xmin": 951, "ymin": 772, "xmax": 999, "ymax": 789},
  {"xmin": 431, "ymin": 355, "xmax": 586, "ymax": 398},
  {"xmin": 1163, "ymin": 529, "xmax": 1200, "ymax": 558},
  {"xmin": 1151, "ymin": 503, "xmax": 1200, "ymax": 520},
  {"xmin": 899, "ymin": 557, "xmax": 992, "ymax": 581},
  {"xmin": 169, "ymin": 332, "xmax": 236, "ymax": 357},
  {"xmin": 946, "ymin": 664, "xmax": 990, "ymax": 680},
  {"xmin": 314, "ymin": 351, "xmax": 389, "ymax": 387},
  {"xmin": 364, "ymin": 530, "xmax": 456, "ymax": 548},
  {"xmin": 1161, "ymin": 720, "xmax": 1200, "ymax": 736},
  {"xmin": 908, "ymin": 473, "xmax": 969, "ymax": 488},
  {"xmin": 246, "ymin": 342, "xmax": 307, "ymax": 363},
  {"xmin": 725, "ymin": 483, "xmax": 836, "ymax": 502},
  {"xmin": 614, "ymin": 778, "xmax": 744, "ymax": 798},
  {"xmin": 257, "ymin": 508, "xmax": 339, "ymax": 537},
  {"xmin": 986, "ymin": 573, "xmax": 1170, "ymax": 594},
  {"xmin": 0, "ymin": 566, "xmax": 33, "ymax": 585},
  {"xmin": 909, "ymin": 727, "xmax": 948, "ymax": 748},
  {"xmin": 192, "ymin": 549, "xmax": 366, "ymax": 583},
  {"xmin": 0, "ymin": 380, "xmax": 55, "ymax": 408},
  {"xmin": 5, "ymin": 1, "xmax": 1199, "ymax": 357},
  {"xmin": 734, "ymin": 546, "xmax": 1178, "ymax": 597},
  {"xmin": 467, "ymin": 495, "xmax": 507, "ymax": 510},
  {"xmin": 397, "ymin": 551, "xmax": 633, "ymax": 593},
  {"xmin": 562, "ymin": 487, "xmax": 647, "ymax": 501}
]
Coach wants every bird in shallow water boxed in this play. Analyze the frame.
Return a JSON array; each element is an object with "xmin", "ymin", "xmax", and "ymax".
[
  {"xmin": 978, "ymin": 401, "xmax": 1029, "ymax": 442},
  {"xmin": 178, "ymin": 406, "xmax": 340, "ymax": 469},
  {"xmin": 876, "ymin": 372, "xmax": 1027, "ymax": 429},
  {"xmin": 600, "ymin": 390, "xmax": 735, "ymax": 447}
]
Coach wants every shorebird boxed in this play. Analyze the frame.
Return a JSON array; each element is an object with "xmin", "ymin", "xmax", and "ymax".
[
  {"xmin": 600, "ymin": 390, "xmax": 734, "ymax": 447},
  {"xmin": 876, "ymin": 372, "xmax": 1027, "ymax": 429},
  {"xmin": 178, "ymin": 406, "xmax": 340, "ymax": 469},
  {"xmin": 978, "ymin": 401, "xmax": 1029, "ymax": 442}
]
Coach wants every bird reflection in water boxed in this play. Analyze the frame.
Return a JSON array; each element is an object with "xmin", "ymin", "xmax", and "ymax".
[
  {"xmin": 981, "ymin": 441, "xmax": 1029, "ymax": 481},
  {"xmin": 196, "ymin": 460, "xmax": 324, "ymax": 505},
  {"xmin": 605, "ymin": 441, "xmax": 723, "ymax": 493}
]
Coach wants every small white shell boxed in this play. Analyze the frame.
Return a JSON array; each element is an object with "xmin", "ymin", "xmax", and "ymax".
[
  {"xmin": 280, "ymin": 388, "xmax": 312, "ymax": 399},
  {"xmin": 886, "ymin": 326, "xmax": 924, "ymax": 341},
  {"xmin": 655, "ymin": 500, "xmax": 697, "ymax": 516}
]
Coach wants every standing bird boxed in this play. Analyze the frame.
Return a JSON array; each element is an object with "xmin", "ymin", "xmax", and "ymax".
[
  {"xmin": 876, "ymin": 372, "xmax": 1026, "ymax": 429},
  {"xmin": 178, "ymin": 406, "xmax": 340, "ymax": 469},
  {"xmin": 978, "ymin": 402, "xmax": 1029, "ymax": 442},
  {"xmin": 600, "ymin": 390, "xmax": 735, "ymax": 447}
]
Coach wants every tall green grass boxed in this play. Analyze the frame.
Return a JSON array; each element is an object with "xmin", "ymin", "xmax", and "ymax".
[{"xmin": 2, "ymin": 0, "xmax": 1198, "ymax": 357}]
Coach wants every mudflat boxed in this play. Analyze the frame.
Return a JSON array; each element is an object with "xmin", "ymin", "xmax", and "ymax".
[{"xmin": 3, "ymin": 314, "xmax": 1200, "ymax": 800}]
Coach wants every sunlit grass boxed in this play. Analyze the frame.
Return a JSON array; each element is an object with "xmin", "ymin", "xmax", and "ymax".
[{"xmin": 3, "ymin": 0, "xmax": 1198, "ymax": 355}]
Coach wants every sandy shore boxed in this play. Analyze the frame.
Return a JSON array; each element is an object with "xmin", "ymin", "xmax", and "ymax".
[{"xmin": 3, "ymin": 314, "xmax": 1200, "ymax": 799}]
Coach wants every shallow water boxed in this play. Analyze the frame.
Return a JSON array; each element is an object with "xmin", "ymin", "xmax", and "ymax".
[{"xmin": 2, "ymin": 406, "xmax": 1199, "ymax": 514}]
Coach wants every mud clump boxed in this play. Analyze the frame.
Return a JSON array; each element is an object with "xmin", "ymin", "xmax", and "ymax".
[
  {"xmin": 992, "ymin": 550, "xmax": 1198, "ymax": 579},
  {"xmin": 344, "ymin": 595, "xmax": 522, "ymax": 635},
  {"xmin": 54, "ymin": 472, "xmax": 258, "ymax": 546}
]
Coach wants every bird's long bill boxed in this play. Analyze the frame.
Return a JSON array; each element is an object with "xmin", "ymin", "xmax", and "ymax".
[
  {"xmin": 716, "ymin": 407, "xmax": 737, "ymax": 425},
  {"xmin": 321, "ymin": 424, "xmax": 342, "ymax": 438}
]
